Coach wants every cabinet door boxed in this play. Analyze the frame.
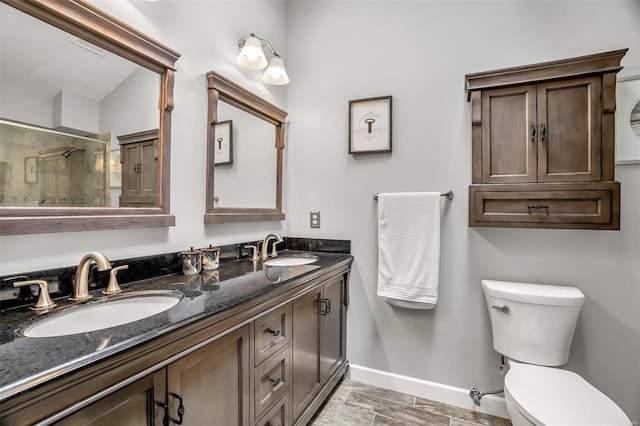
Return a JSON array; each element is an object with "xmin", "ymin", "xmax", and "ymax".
[
  {"xmin": 481, "ymin": 85, "xmax": 537, "ymax": 183},
  {"xmin": 321, "ymin": 275, "xmax": 346, "ymax": 382},
  {"xmin": 291, "ymin": 286, "xmax": 323, "ymax": 420},
  {"xmin": 121, "ymin": 143, "xmax": 141, "ymax": 195},
  {"xmin": 166, "ymin": 326, "xmax": 250, "ymax": 426},
  {"xmin": 537, "ymin": 76, "xmax": 602, "ymax": 182},
  {"xmin": 56, "ymin": 370, "xmax": 165, "ymax": 426},
  {"xmin": 139, "ymin": 139, "xmax": 158, "ymax": 194}
]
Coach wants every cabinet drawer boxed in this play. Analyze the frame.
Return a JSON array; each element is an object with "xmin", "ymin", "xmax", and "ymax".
[
  {"xmin": 469, "ymin": 183, "xmax": 619, "ymax": 229},
  {"xmin": 255, "ymin": 346, "xmax": 290, "ymax": 418},
  {"xmin": 255, "ymin": 391, "xmax": 290, "ymax": 426},
  {"xmin": 255, "ymin": 304, "xmax": 291, "ymax": 366}
]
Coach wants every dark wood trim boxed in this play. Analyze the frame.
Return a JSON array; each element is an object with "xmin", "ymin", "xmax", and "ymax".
[
  {"xmin": 205, "ymin": 71, "xmax": 288, "ymax": 224},
  {"xmin": 0, "ymin": 0, "xmax": 181, "ymax": 235},
  {"xmin": 465, "ymin": 49, "xmax": 627, "ymax": 101}
]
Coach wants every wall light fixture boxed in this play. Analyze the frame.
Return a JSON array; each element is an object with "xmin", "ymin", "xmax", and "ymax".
[{"xmin": 237, "ymin": 33, "xmax": 289, "ymax": 85}]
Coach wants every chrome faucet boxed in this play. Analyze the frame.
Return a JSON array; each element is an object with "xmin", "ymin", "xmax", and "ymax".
[
  {"xmin": 70, "ymin": 252, "xmax": 112, "ymax": 301},
  {"xmin": 259, "ymin": 232, "xmax": 283, "ymax": 260}
]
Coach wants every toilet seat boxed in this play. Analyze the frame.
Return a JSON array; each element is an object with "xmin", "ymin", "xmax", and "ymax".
[{"xmin": 505, "ymin": 363, "xmax": 631, "ymax": 426}]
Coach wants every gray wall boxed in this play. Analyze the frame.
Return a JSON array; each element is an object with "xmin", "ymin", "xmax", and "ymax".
[
  {"xmin": 0, "ymin": 0, "xmax": 638, "ymax": 421},
  {"xmin": 284, "ymin": 1, "xmax": 640, "ymax": 421}
]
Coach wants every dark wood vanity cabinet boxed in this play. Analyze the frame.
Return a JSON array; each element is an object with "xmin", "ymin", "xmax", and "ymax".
[
  {"xmin": 56, "ymin": 327, "xmax": 250, "ymax": 426},
  {"xmin": 466, "ymin": 49, "xmax": 627, "ymax": 229},
  {"xmin": 291, "ymin": 274, "xmax": 347, "ymax": 425},
  {"xmin": 118, "ymin": 129, "xmax": 159, "ymax": 207},
  {"xmin": 1, "ymin": 262, "xmax": 351, "ymax": 426}
]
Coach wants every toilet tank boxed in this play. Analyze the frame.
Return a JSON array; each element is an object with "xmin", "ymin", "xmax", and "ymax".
[{"xmin": 481, "ymin": 280, "xmax": 585, "ymax": 367}]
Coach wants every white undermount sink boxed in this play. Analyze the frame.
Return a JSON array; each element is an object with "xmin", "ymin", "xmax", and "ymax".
[
  {"xmin": 264, "ymin": 255, "xmax": 318, "ymax": 267},
  {"xmin": 22, "ymin": 290, "xmax": 182, "ymax": 338}
]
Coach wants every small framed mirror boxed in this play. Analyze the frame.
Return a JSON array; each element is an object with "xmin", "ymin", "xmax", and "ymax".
[
  {"xmin": 205, "ymin": 71, "xmax": 287, "ymax": 223},
  {"xmin": 0, "ymin": 0, "xmax": 180, "ymax": 235}
]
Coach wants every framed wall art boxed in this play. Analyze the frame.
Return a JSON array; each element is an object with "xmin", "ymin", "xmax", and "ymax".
[
  {"xmin": 615, "ymin": 75, "xmax": 640, "ymax": 164},
  {"xmin": 24, "ymin": 156, "xmax": 38, "ymax": 183},
  {"xmin": 214, "ymin": 120, "xmax": 233, "ymax": 165},
  {"xmin": 349, "ymin": 96, "xmax": 392, "ymax": 154}
]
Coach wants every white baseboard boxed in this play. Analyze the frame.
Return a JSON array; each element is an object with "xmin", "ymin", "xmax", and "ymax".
[{"xmin": 349, "ymin": 364, "xmax": 509, "ymax": 419}]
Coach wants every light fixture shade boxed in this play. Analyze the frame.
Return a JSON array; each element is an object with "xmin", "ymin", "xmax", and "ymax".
[
  {"xmin": 262, "ymin": 57, "xmax": 290, "ymax": 85},
  {"xmin": 236, "ymin": 36, "xmax": 267, "ymax": 70}
]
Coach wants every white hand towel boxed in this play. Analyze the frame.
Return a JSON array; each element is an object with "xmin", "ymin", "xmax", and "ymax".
[{"xmin": 377, "ymin": 192, "xmax": 441, "ymax": 307}]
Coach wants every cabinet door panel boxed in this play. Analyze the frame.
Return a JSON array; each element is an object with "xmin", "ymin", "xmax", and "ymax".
[
  {"xmin": 537, "ymin": 76, "xmax": 602, "ymax": 182},
  {"xmin": 321, "ymin": 276, "xmax": 346, "ymax": 381},
  {"xmin": 481, "ymin": 85, "xmax": 537, "ymax": 183},
  {"xmin": 56, "ymin": 370, "xmax": 165, "ymax": 426},
  {"xmin": 167, "ymin": 326, "xmax": 250, "ymax": 426},
  {"xmin": 291, "ymin": 286, "xmax": 322, "ymax": 420}
]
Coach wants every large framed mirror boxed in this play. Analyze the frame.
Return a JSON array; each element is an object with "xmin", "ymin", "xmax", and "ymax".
[
  {"xmin": 0, "ymin": 0, "xmax": 180, "ymax": 235},
  {"xmin": 205, "ymin": 71, "xmax": 287, "ymax": 223}
]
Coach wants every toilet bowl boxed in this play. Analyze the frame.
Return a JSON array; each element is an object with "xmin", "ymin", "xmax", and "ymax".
[
  {"xmin": 481, "ymin": 280, "xmax": 631, "ymax": 426},
  {"xmin": 504, "ymin": 360, "xmax": 631, "ymax": 426}
]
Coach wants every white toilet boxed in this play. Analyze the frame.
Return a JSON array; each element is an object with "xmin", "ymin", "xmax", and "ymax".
[{"xmin": 481, "ymin": 280, "xmax": 631, "ymax": 426}]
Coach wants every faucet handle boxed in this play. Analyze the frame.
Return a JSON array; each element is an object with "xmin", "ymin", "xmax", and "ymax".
[
  {"xmin": 270, "ymin": 241, "xmax": 281, "ymax": 258},
  {"xmin": 104, "ymin": 265, "xmax": 128, "ymax": 295},
  {"xmin": 14, "ymin": 280, "xmax": 56, "ymax": 311},
  {"xmin": 244, "ymin": 245, "xmax": 259, "ymax": 262}
]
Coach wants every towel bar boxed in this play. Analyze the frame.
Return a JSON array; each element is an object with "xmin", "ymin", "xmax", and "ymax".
[{"xmin": 374, "ymin": 191, "xmax": 453, "ymax": 201}]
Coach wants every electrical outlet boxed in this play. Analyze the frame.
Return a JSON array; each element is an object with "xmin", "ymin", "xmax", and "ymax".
[{"xmin": 310, "ymin": 211, "xmax": 321, "ymax": 228}]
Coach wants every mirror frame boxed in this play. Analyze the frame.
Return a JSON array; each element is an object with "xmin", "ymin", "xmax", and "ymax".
[
  {"xmin": 205, "ymin": 71, "xmax": 287, "ymax": 223},
  {"xmin": 0, "ymin": 0, "xmax": 180, "ymax": 235}
]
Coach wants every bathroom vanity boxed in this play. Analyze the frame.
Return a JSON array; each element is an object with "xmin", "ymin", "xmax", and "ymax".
[{"xmin": 0, "ymin": 250, "xmax": 352, "ymax": 426}]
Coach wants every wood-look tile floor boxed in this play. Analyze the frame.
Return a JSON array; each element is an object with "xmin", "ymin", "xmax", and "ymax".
[{"xmin": 309, "ymin": 379, "xmax": 512, "ymax": 426}]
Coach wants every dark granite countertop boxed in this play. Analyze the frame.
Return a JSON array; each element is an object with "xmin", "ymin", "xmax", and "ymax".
[{"xmin": 0, "ymin": 250, "xmax": 353, "ymax": 402}]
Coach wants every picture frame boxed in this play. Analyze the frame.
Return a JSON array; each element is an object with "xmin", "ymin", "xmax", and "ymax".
[
  {"xmin": 615, "ymin": 75, "xmax": 640, "ymax": 164},
  {"xmin": 213, "ymin": 120, "xmax": 233, "ymax": 165},
  {"xmin": 349, "ymin": 96, "xmax": 392, "ymax": 154},
  {"xmin": 110, "ymin": 149, "xmax": 121, "ymax": 188},
  {"xmin": 24, "ymin": 156, "xmax": 38, "ymax": 183}
]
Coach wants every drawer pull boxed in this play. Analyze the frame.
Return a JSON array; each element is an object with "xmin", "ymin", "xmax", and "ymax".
[
  {"xmin": 269, "ymin": 377, "xmax": 281, "ymax": 387},
  {"xmin": 267, "ymin": 328, "xmax": 281, "ymax": 337},
  {"xmin": 528, "ymin": 204, "xmax": 549, "ymax": 210}
]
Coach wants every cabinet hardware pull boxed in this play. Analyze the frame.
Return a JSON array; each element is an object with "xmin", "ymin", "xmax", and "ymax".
[
  {"xmin": 134, "ymin": 163, "xmax": 142, "ymax": 173},
  {"xmin": 159, "ymin": 392, "xmax": 185, "ymax": 425},
  {"xmin": 156, "ymin": 401, "xmax": 170, "ymax": 426},
  {"xmin": 531, "ymin": 124, "xmax": 536, "ymax": 142},
  {"xmin": 269, "ymin": 377, "xmax": 281, "ymax": 387},
  {"xmin": 527, "ymin": 204, "xmax": 549, "ymax": 210},
  {"xmin": 491, "ymin": 305, "xmax": 509, "ymax": 313},
  {"xmin": 540, "ymin": 123, "xmax": 547, "ymax": 141},
  {"xmin": 267, "ymin": 328, "xmax": 281, "ymax": 337},
  {"xmin": 320, "ymin": 298, "xmax": 331, "ymax": 315}
]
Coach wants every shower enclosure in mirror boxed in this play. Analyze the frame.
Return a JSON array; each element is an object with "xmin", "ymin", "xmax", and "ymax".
[
  {"xmin": 0, "ymin": 0, "xmax": 180, "ymax": 235},
  {"xmin": 205, "ymin": 71, "xmax": 287, "ymax": 223}
]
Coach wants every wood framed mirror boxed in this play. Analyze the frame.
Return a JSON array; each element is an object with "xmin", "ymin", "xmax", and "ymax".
[
  {"xmin": 0, "ymin": 0, "xmax": 180, "ymax": 235},
  {"xmin": 205, "ymin": 71, "xmax": 287, "ymax": 223}
]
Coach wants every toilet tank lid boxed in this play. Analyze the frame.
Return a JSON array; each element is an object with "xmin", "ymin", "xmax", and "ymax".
[{"xmin": 481, "ymin": 280, "xmax": 585, "ymax": 306}]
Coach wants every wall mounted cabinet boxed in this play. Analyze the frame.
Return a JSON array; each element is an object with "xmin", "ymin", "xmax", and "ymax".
[
  {"xmin": 466, "ymin": 49, "xmax": 627, "ymax": 230},
  {"xmin": 118, "ymin": 129, "xmax": 159, "ymax": 207}
]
